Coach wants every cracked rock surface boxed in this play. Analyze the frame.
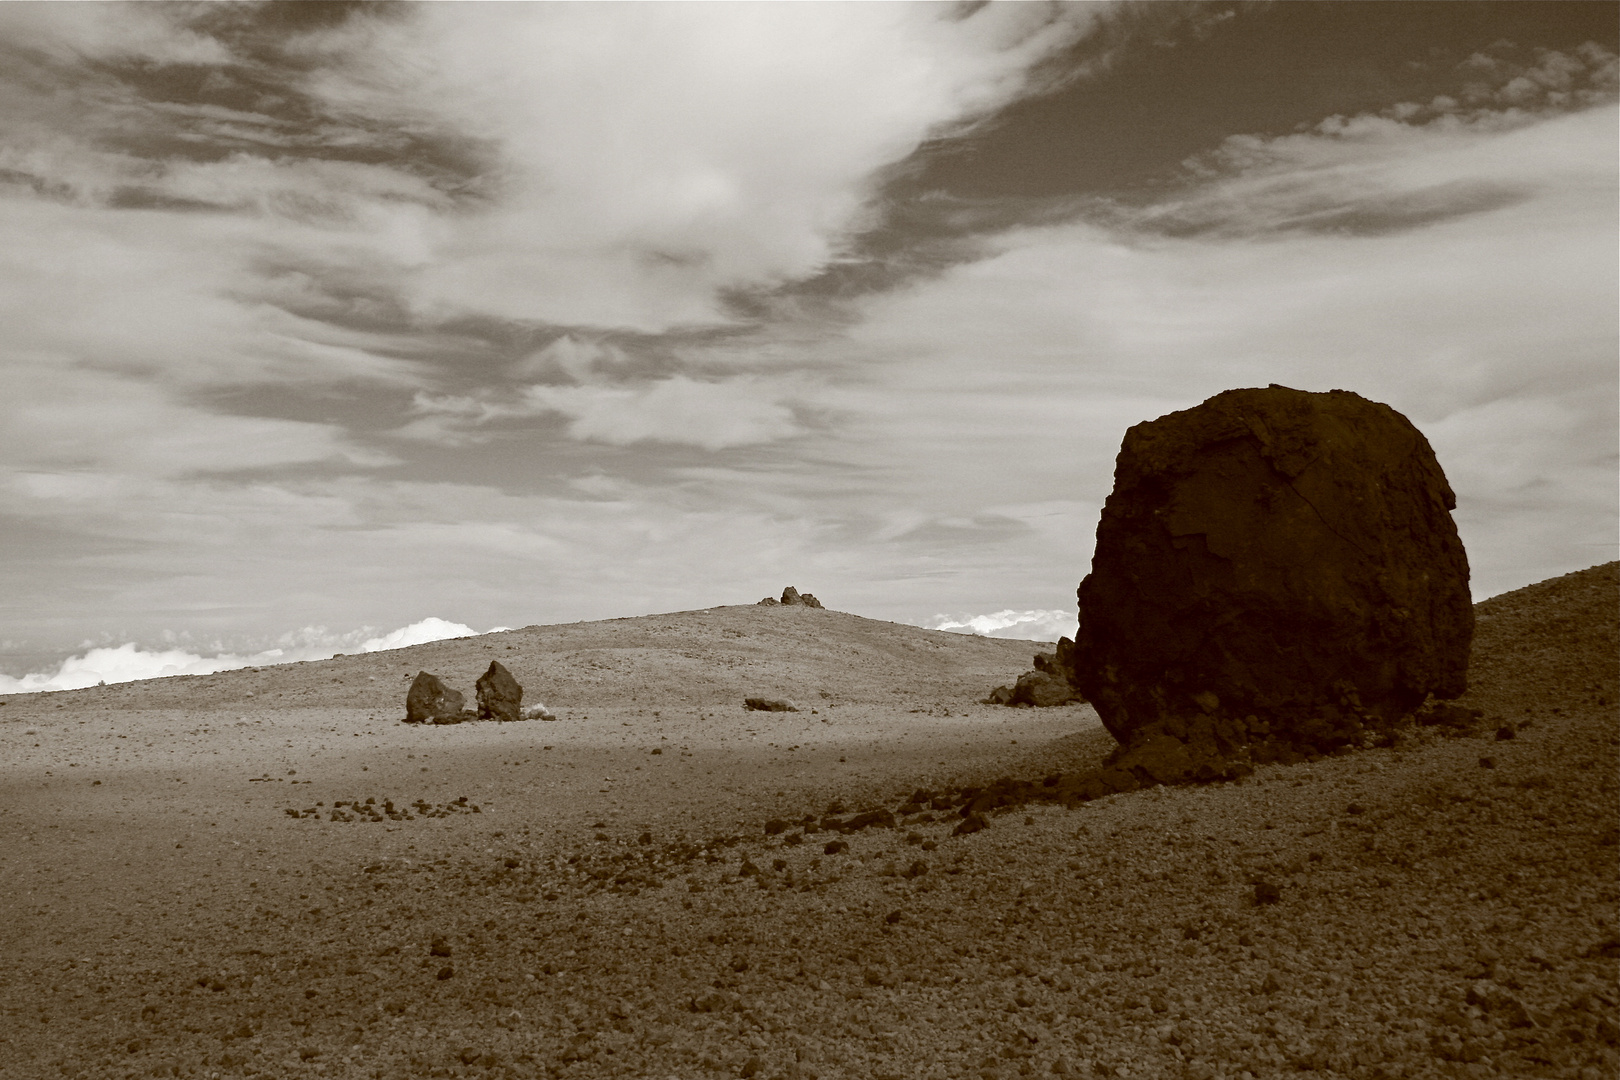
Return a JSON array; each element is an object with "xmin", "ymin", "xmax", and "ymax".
[{"xmin": 0, "ymin": 568, "xmax": 1614, "ymax": 1080}]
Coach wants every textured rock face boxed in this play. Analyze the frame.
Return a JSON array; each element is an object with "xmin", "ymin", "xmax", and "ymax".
[
  {"xmin": 1074, "ymin": 386, "xmax": 1473, "ymax": 769},
  {"xmin": 777, "ymin": 586, "xmax": 824, "ymax": 609},
  {"xmin": 982, "ymin": 651, "xmax": 1085, "ymax": 707},
  {"xmin": 476, "ymin": 661, "xmax": 524, "ymax": 722},
  {"xmin": 405, "ymin": 672, "xmax": 466, "ymax": 724}
]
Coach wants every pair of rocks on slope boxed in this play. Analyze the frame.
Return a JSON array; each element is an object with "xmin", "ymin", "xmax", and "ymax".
[
  {"xmin": 1070, "ymin": 385, "xmax": 1474, "ymax": 785},
  {"xmin": 758, "ymin": 586, "xmax": 824, "ymax": 608},
  {"xmin": 404, "ymin": 662, "xmax": 552, "ymax": 724}
]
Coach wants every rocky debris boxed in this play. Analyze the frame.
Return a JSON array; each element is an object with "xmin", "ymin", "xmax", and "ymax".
[
  {"xmin": 1074, "ymin": 385, "xmax": 1474, "ymax": 773},
  {"xmin": 984, "ymin": 650, "xmax": 1085, "ymax": 707},
  {"xmin": 285, "ymin": 795, "xmax": 482, "ymax": 821},
  {"xmin": 759, "ymin": 586, "xmax": 824, "ymax": 608},
  {"xmin": 475, "ymin": 661, "xmax": 524, "ymax": 722},
  {"xmin": 404, "ymin": 672, "xmax": 469, "ymax": 724},
  {"xmin": 744, "ymin": 697, "xmax": 798, "ymax": 712},
  {"xmin": 520, "ymin": 703, "xmax": 557, "ymax": 721}
]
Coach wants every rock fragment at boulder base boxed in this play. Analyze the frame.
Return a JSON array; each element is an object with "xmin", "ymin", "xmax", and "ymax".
[
  {"xmin": 521, "ymin": 703, "xmax": 557, "ymax": 721},
  {"xmin": 983, "ymin": 650, "xmax": 1085, "ymax": 707},
  {"xmin": 759, "ymin": 586, "xmax": 824, "ymax": 608},
  {"xmin": 475, "ymin": 661, "xmax": 523, "ymax": 722},
  {"xmin": 404, "ymin": 672, "xmax": 467, "ymax": 724},
  {"xmin": 1073, "ymin": 384, "xmax": 1473, "ymax": 780}
]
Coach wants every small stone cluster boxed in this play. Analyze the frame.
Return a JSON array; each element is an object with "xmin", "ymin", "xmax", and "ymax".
[
  {"xmin": 403, "ymin": 662, "xmax": 554, "ymax": 724},
  {"xmin": 757, "ymin": 586, "xmax": 823, "ymax": 608},
  {"xmin": 283, "ymin": 795, "xmax": 484, "ymax": 821}
]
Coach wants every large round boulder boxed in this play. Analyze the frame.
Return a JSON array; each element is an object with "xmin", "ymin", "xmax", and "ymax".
[{"xmin": 1073, "ymin": 385, "xmax": 1472, "ymax": 769}]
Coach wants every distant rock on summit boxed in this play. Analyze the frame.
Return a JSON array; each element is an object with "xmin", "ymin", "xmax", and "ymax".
[{"xmin": 759, "ymin": 586, "xmax": 824, "ymax": 608}]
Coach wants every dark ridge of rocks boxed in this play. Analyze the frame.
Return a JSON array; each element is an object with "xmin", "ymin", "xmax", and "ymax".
[
  {"xmin": 404, "ymin": 671, "xmax": 468, "ymax": 724},
  {"xmin": 1074, "ymin": 385, "xmax": 1474, "ymax": 776},
  {"xmin": 744, "ymin": 697, "xmax": 798, "ymax": 712},
  {"xmin": 476, "ymin": 660, "xmax": 524, "ymax": 722}
]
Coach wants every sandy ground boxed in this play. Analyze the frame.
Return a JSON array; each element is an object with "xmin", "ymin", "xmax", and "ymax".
[{"xmin": 0, "ymin": 575, "xmax": 1615, "ymax": 1080}]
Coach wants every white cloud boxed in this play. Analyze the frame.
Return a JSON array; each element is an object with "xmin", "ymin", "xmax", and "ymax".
[
  {"xmin": 286, "ymin": 3, "xmax": 1107, "ymax": 331},
  {"xmin": 929, "ymin": 609, "xmax": 1075, "ymax": 642},
  {"xmin": 0, "ymin": 617, "xmax": 494, "ymax": 694},
  {"xmin": 522, "ymin": 376, "xmax": 802, "ymax": 450},
  {"xmin": 359, "ymin": 617, "xmax": 477, "ymax": 653}
]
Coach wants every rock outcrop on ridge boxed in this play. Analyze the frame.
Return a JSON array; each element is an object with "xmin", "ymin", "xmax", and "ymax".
[
  {"xmin": 1073, "ymin": 385, "xmax": 1473, "ymax": 779},
  {"xmin": 758, "ymin": 586, "xmax": 824, "ymax": 608}
]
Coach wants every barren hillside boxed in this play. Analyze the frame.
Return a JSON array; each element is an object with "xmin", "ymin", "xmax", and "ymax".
[{"xmin": 0, "ymin": 569, "xmax": 1614, "ymax": 1080}]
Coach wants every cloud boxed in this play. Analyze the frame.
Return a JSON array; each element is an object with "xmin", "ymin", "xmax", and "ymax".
[
  {"xmin": 521, "ymin": 376, "xmax": 802, "ymax": 450},
  {"xmin": 359, "ymin": 617, "xmax": 477, "ymax": 653},
  {"xmin": 0, "ymin": 4, "xmax": 234, "ymax": 66},
  {"xmin": 0, "ymin": 617, "xmax": 492, "ymax": 694},
  {"xmin": 0, "ymin": 362, "xmax": 390, "ymax": 478},
  {"xmin": 282, "ymin": 3, "xmax": 1108, "ymax": 331},
  {"xmin": 784, "ymin": 99, "xmax": 1616, "ymax": 602},
  {"xmin": 929, "ymin": 609, "xmax": 1075, "ymax": 642},
  {"xmin": 1129, "ymin": 74, "xmax": 1617, "ymax": 239}
]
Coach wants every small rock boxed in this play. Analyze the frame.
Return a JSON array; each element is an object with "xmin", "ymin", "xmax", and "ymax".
[
  {"xmin": 1253, "ymin": 880, "xmax": 1282, "ymax": 905},
  {"xmin": 1496, "ymin": 725, "xmax": 1516, "ymax": 740},
  {"xmin": 824, "ymin": 840, "xmax": 849, "ymax": 855},
  {"xmin": 954, "ymin": 813, "xmax": 987, "ymax": 837},
  {"xmin": 744, "ymin": 698, "xmax": 798, "ymax": 712},
  {"xmin": 436, "ymin": 966, "xmax": 454, "ymax": 980},
  {"xmin": 430, "ymin": 936, "xmax": 452, "ymax": 957}
]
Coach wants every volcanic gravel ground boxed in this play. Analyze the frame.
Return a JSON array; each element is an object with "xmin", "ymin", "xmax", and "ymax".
[{"xmin": 0, "ymin": 569, "xmax": 1615, "ymax": 1080}]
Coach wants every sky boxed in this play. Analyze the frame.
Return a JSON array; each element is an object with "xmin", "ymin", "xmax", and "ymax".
[{"xmin": 1, "ymin": 1, "xmax": 1616, "ymax": 689}]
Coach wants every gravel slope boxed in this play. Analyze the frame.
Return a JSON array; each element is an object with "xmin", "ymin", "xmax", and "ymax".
[{"xmin": 0, "ymin": 569, "xmax": 1614, "ymax": 1080}]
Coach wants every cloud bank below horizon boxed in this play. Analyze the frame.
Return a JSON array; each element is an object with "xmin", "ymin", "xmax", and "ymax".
[
  {"xmin": 929, "ymin": 609, "xmax": 1076, "ymax": 642},
  {"xmin": 0, "ymin": 617, "xmax": 489, "ymax": 695}
]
